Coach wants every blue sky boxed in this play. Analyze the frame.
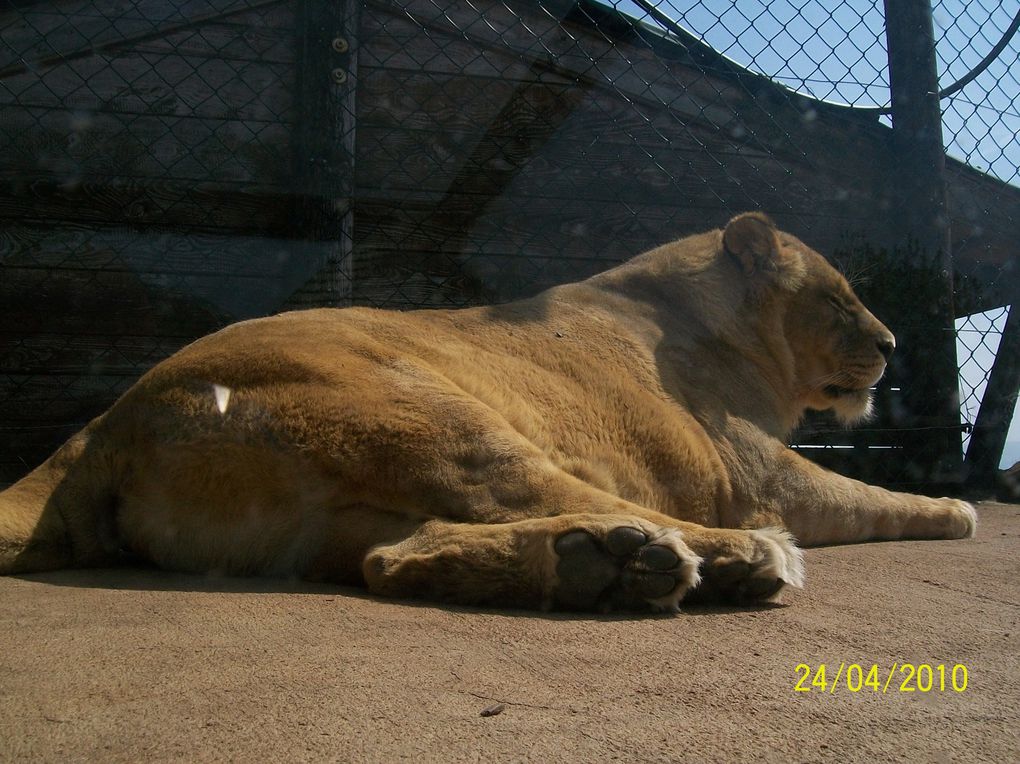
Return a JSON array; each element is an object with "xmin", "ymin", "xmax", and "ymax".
[{"xmin": 612, "ymin": 1, "xmax": 1019, "ymax": 467}]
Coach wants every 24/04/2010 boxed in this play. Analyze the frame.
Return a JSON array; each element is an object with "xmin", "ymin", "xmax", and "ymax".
[{"xmin": 794, "ymin": 663, "xmax": 969, "ymax": 693}]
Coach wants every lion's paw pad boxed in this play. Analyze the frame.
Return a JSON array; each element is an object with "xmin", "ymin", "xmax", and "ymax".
[{"xmin": 553, "ymin": 526, "xmax": 699, "ymax": 612}]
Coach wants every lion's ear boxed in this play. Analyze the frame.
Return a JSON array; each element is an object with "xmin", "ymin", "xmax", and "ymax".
[
  {"xmin": 722, "ymin": 212, "xmax": 802, "ymax": 289},
  {"xmin": 722, "ymin": 212, "xmax": 780, "ymax": 274}
]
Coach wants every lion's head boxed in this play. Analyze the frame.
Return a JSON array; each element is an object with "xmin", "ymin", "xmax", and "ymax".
[{"xmin": 721, "ymin": 212, "xmax": 896, "ymax": 425}]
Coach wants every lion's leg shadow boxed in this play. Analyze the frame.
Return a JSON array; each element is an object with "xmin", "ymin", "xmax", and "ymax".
[{"xmin": 360, "ymin": 512, "xmax": 804, "ymax": 613}]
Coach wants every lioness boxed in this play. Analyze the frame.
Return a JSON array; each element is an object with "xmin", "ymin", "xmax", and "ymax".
[{"xmin": 0, "ymin": 213, "xmax": 976, "ymax": 612}]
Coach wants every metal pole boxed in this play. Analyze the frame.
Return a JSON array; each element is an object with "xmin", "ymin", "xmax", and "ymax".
[
  {"xmin": 965, "ymin": 304, "xmax": 1020, "ymax": 488},
  {"xmin": 292, "ymin": 0, "xmax": 359, "ymax": 308},
  {"xmin": 882, "ymin": 0, "xmax": 963, "ymax": 487}
]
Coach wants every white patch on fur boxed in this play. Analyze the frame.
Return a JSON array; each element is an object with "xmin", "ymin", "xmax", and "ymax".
[
  {"xmin": 212, "ymin": 384, "xmax": 232, "ymax": 414},
  {"xmin": 645, "ymin": 526, "xmax": 703, "ymax": 613},
  {"xmin": 831, "ymin": 389, "xmax": 874, "ymax": 426},
  {"xmin": 750, "ymin": 526, "xmax": 805, "ymax": 593}
]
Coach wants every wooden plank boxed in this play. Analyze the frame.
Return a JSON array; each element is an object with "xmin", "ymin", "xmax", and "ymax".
[
  {"xmin": 352, "ymin": 200, "xmax": 898, "ymax": 317},
  {"xmin": 368, "ymin": 0, "xmax": 763, "ymax": 119},
  {"xmin": 351, "ymin": 248, "xmax": 623, "ymax": 308},
  {"xmin": 0, "ymin": 176, "xmax": 293, "ymax": 232},
  {"xmin": 0, "ymin": 223, "xmax": 321, "ymax": 281},
  {"xmin": 0, "ymin": 263, "xmax": 321, "ymax": 332},
  {"xmin": 0, "ymin": 374, "xmax": 135, "ymax": 484},
  {"xmin": 0, "ymin": 373, "xmax": 135, "ymax": 413},
  {"xmin": 2, "ymin": 51, "xmax": 293, "ymax": 124},
  {"xmin": 132, "ymin": 4, "xmax": 296, "ymax": 63},
  {"xmin": 359, "ymin": 7, "xmax": 575, "ymax": 85},
  {"xmin": 356, "ymin": 124, "xmax": 883, "ymax": 214},
  {"xmin": 360, "ymin": 62, "xmax": 610, "ymax": 302},
  {"xmin": 354, "ymin": 73, "xmax": 897, "ymax": 253},
  {"xmin": 0, "ymin": 109, "xmax": 291, "ymax": 186},
  {"xmin": 0, "ymin": 0, "xmax": 286, "ymax": 74},
  {"xmin": 360, "ymin": 3, "xmax": 742, "ymax": 129},
  {"xmin": 0, "ymin": 333, "xmax": 186, "ymax": 376},
  {"xmin": 361, "ymin": 63, "xmax": 893, "ymax": 185},
  {"xmin": 356, "ymin": 45, "xmax": 895, "ymax": 187},
  {"xmin": 358, "ymin": 67, "xmax": 580, "ymax": 136},
  {"xmin": 2, "ymin": 3, "xmax": 296, "ymax": 75},
  {"xmin": 352, "ymin": 189, "xmax": 880, "ymax": 262},
  {"xmin": 353, "ymin": 195, "xmax": 686, "ymax": 261},
  {"xmin": 947, "ymin": 162, "xmax": 1020, "ymax": 313},
  {"xmin": 356, "ymin": 66, "xmax": 758, "ymax": 151},
  {"xmin": 0, "ymin": 267, "xmax": 233, "ymax": 335}
]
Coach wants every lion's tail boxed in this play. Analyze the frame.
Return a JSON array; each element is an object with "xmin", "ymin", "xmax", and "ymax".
[{"xmin": 0, "ymin": 419, "xmax": 116, "ymax": 575}]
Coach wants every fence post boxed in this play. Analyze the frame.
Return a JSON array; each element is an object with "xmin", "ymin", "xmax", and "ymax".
[
  {"xmin": 291, "ymin": 0, "xmax": 359, "ymax": 308},
  {"xmin": 965, "ymin": 305, "xmax": 1020, "ymax": 486},
  {"xmin": 882, "ymin": 0, "xmax": 963, "ymax": 487}
]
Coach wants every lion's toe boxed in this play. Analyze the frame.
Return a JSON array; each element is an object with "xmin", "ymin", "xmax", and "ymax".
[{"xmin": 688, "ymin": 527, "xmax": 804, "ymax": 605}]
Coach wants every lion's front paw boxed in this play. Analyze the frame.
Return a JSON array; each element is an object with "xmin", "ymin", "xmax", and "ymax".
[
  {"xmin": 687, "ymin": 527, "xmax": 805, "ymax": 605},
  {"xmin": 901, "ymin": 498, "xmax": 978, "ymax": 540},
  {"xmin": 941, "ymin": 498, "xmax": 977, "ymax": 539},
  {"xmin": 552, "ymin": 524, "xmax": 701, "ymax": 613}
]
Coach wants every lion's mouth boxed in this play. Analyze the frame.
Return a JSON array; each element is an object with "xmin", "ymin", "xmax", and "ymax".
[
  {"xmin": 824, "ymin": 385, "xmax": 870, "ymax": 398},
  {"xmin": 822, "ymin": 383, "xmax": 876, "ymax": 424}
]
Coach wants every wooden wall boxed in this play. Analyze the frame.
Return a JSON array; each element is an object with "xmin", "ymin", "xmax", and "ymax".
[
  {"xmin": 350, "ymin": 0, "xmax": 903, "ymax": 308},
  {"xmin": 352, "ymin": 0, "xmax": 1016, "ymax": 313},
  {"xmin": 0, "ymin": 0, "xmax": 319, "ymax": 481}
]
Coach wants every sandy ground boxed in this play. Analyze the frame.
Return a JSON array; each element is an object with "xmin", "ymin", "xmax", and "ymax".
[{"xmin": 1, "ymin": 501, "xmax": 1018, "ymax": 763}]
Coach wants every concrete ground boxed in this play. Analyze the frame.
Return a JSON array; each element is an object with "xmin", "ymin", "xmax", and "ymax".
[{"xmin": 1, "ymin": 502, "xmax": 1017, "ymax": 763}]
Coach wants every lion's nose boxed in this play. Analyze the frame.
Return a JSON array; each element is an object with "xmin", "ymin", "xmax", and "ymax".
[{"xmin": 876, "ymin": 336, "xmax": 895, "ymax": 361}]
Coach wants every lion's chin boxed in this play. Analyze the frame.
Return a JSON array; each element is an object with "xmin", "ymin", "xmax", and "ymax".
[{"xmin": 828, "ymin": 388, "xmax": 875, "ymax": 426}]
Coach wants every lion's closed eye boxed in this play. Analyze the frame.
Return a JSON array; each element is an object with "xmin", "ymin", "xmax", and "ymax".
[{"xmin": 826, "ymin": 295, "xmax": 850, "ymax": 315}]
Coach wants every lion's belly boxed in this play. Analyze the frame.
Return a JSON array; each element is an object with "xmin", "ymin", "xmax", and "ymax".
[{"xmin": 113, "ymin": 440, "xmax": 348, "ymax": 577}]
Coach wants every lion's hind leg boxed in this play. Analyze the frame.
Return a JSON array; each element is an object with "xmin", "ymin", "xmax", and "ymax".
[{"xmin": 362, "ymin": 513, "xmax": 703, "ymax": 613}]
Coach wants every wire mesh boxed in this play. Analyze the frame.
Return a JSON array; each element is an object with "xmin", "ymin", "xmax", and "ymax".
[
  {"xmin": 0, "ymin": 0, "xmax": 312, "ymax": 481},
  {"xmin": 628, "ymin": 0, "xmax": 892, "ymax": 108},
  {"xmin": 957, "ymin": 305, "xmax": 1010, "ymax": 452},
  {"xmin": 935, "ymin": 0, "xmax": 1020, "ymax": 184},
  {"xmin": 0, "ymin": 0, "xmax": 1017, "ymax": 487}
]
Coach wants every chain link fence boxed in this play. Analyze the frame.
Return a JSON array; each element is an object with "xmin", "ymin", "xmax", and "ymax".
[
  {"xmin": 0, "ymin": 0, "xmax": 325, "ymax": 481},
  {"xmin": 931, "ymin": 0, "xmax": 1020, "ymax": 489},
  {"xmin": 957, "ymin": 305, "xmax": 1009, "ymax": 448},
  {"xmin": 1, "ymin": 0, "xmax": 1017, "ymax": 490}
]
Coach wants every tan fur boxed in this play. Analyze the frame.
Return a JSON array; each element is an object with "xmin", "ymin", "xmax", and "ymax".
[{"xmin": 0, "ymin": 213, "xmax": 975, "ymax": 612}]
